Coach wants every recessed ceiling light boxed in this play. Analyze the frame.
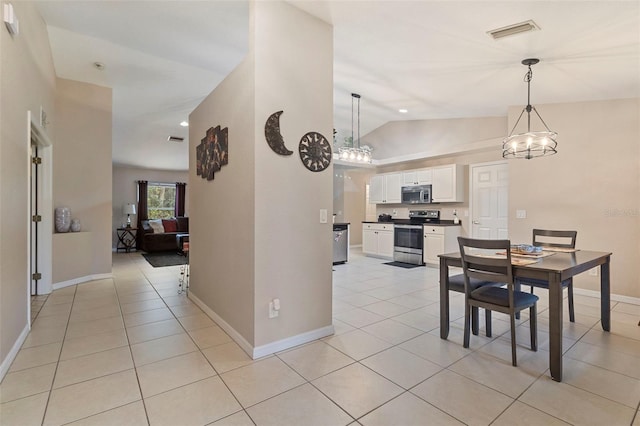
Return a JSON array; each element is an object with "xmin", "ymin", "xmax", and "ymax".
[
  {"xmin": 399, "ymin": 109, "xmax": 408, "ymax": 113},
  {"xmin": 93, "ymin": 62, "xmax": 105, "ymax": 70},
  {"xmin": 180, "ymin": 121, "xmax": 189, "ymax": 127}
]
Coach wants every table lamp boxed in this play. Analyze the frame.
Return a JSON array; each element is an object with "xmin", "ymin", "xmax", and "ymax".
[{"xmin": 123, "ymin": 203, "xmax": 136, "ymax": 227}]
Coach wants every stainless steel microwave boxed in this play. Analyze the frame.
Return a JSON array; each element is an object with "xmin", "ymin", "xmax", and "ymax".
[{"xmin": 401, "ymin": 184, "xmax": 432, "ymax": 204}]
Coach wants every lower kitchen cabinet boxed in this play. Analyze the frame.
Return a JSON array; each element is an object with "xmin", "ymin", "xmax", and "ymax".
[
  {"xmin": 423, "ymin": 225, "xmax": 461, "ymax": 265},
  {"xmin": 362, "ymin": 223, "xmax": 394, "ymax": 258}
]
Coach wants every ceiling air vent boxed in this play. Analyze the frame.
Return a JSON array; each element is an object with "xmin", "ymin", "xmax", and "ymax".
[
  {"xmin": 488, "ymin": 20, "xmax": 540, "ymax": 40},
  {"xmin": 167, "ymin": 136, "xmax": 184, "ymax": 142}
]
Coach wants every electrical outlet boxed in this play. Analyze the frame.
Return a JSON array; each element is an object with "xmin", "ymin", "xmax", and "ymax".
[
  {"xmin": 589, "ymin": 267, "xmax": 599, "ymax": 277},
  {"xmin": 516, "ymin": 210, "xmax": 527, "ymax": 219}
]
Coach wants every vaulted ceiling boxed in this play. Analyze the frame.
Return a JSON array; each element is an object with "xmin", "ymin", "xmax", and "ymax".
[{"xmin": 34, "ymin": 1, "xmax": 640, "ymax": 170}]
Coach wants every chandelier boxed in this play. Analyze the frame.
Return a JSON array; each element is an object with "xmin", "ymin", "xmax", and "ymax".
[
  {"xmin": 338, "ymin": 93, "xmax": 372, "ymax": 163},
  {"xmin": 502, "ymin": 58, "xmax": 557, "ymax": 160}
]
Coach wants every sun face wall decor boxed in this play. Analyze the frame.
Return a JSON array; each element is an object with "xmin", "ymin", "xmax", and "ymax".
[
  {"xmin": 299, "ymin": 131, "xmax": 331, "ymax": 172},
  {"xmin": 196, "ymin": 125, "xmax": 229, "ymax": 181}
]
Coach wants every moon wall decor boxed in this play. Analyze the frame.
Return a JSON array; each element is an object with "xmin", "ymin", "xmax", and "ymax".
[
  {"xmin": 298, "ymin": 131, "xmax": 332, "ymax": 172},
  {"xmin": 264, "ymin": 111, "xmax": 293, "ymax": 156}
]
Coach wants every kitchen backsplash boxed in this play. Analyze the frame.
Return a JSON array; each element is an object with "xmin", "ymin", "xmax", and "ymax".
[{"xmin": 376, "ymin": 206, "xmax": 467, "ymax": 221}]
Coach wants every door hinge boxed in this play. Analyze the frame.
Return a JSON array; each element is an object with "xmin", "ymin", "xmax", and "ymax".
[
  {"xmin": 32, "ymin": 157, "xmax": 42, "ymax": 164},
  {"xmin": 32, "ymin": 272, "xmax": 42, "ymax": 280},
  {"xmin": 32, "ymin": 215, "xmax": 42, "ymax": 222}
]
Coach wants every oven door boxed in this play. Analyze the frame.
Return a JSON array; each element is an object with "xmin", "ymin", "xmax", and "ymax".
[{"xmin": 394, "ymin": 225, "xmax": 424, "ymax": 264}]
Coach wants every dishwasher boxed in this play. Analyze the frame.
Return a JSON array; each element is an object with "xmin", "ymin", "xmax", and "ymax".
[{"xmin": 333, "ymin": 224, "xmax": 349, "ymax": 265}]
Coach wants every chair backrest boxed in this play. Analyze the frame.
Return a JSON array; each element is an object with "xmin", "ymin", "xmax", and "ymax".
[
  {"xmin": 457, "ymin": 237, "xmax": 513, "ymax": 296},
  {"xmin": 532, "ymin": 229, "xmax": 577, "ymax": 249}
]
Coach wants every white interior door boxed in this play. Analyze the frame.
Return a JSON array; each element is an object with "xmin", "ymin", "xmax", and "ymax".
[{"xmin": 470, "ymin": 162, "xmax": 509, "ymax": 239}]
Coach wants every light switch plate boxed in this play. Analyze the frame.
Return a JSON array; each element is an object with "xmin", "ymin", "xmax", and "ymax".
[{"xmin": 320, "ymin": 209, "xmax": 328, "ymax": 223}]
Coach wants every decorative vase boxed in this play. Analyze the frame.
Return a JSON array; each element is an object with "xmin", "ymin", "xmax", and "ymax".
[
  {"xmin": 71, "ymin": 218, "xmax": 81, "ymax": 232},
  {"xmin": 55, "ymin": 207, "xmax": 71, "ymax": 233}
]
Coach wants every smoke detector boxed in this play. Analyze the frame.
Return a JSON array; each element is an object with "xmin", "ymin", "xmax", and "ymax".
[
  {"xmin": 487, "ymin": 20, "xmax": 540, "ymax": 40},
  {"xmin": 167, "ymin": 136, "xmax": 184, "ymax": 142}
]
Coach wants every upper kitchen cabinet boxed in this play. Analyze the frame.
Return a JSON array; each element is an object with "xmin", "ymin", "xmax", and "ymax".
[
  {"xmin": 370, "ymin": 173, "xmax": 402, "ymax": 204},
  {"xmin": 431, "ymin": 164, "xmax": 464, "ymax": 203},
  {"xmin": 402, "ymin": 169, "xmax": 432, "ymax": 186}
]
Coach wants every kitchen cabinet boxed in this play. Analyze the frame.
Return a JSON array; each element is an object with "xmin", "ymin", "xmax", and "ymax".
[
  {"xmin": 370, "ymin": 173, "xmax": 401, "ymax": 204},
  {"xmin": 402, "ymin": 169, "xmax": 432, "ymax": 186},
  {"xmin": 423, "ymin": 225, "xmax": 461, "ymax": 265},
  {"xmin": 431, "ymin": 164, "xmax": 464, "ymax": 203},
  {"xmin": 362, "ymin": 223, "xmax": 394, "ymax": 258}
]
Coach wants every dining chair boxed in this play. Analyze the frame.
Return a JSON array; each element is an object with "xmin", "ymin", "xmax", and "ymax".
[
  {"xmin": 446, "ymin": 274, "xmax": 499, "ymax": 336},
  {"xmin": 458, "ymin": 237, "xmax": 538, "ymax": 366},
  {"xmin": 517, "ymin": 229, "xmax": 577, "ymax": 322}
]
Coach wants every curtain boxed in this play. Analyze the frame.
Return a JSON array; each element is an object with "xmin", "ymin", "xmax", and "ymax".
[
  {"xmin": 175, "ymin": 182, "xmax": 186, "ymax": 217},
  {"xmin": 136, "ymin": 180, "xmax": 148, "ymax": 250}
]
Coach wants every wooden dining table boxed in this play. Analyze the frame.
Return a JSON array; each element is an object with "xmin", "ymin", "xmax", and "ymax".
[{"xmin": 438, "ymin": 249, "xmax": 612, "ymax": 382}]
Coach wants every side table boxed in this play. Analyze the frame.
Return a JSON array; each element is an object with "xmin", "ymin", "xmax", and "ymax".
[{"xmin": 117, "ymin": 227, "xmax": 137, "ymax": 253}]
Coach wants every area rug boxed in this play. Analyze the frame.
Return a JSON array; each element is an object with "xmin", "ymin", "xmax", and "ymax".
[
  {"xmin": 142, "ymin": 252, "xmax": 187, "ymax": 267},
  {"xmin": 383, "ymin": 261, "xmax": 423, "ymax": 269}
]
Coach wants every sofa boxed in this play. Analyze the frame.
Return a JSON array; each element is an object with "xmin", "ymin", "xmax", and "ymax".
[{"xmin": 140, "ymin": 216, "xmax": 189, "ymax": 253}]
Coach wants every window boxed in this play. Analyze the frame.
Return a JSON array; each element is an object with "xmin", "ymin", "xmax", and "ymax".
[{"xmin": 147, "ymin": 182, "xmax": 176, "ymax": 219}]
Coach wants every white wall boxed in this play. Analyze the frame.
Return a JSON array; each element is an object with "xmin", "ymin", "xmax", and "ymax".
[
  {"xmin": 0, "ymin": 1, "xmax": 56, "ymax": 377},
  {"xmin": 111, "ymin": 165, "xmax": 188, "ymax": 249},
  {"xmin": 54, "ymin": 78, "xmax": 112, "ymax": 281},
  {"xmin": 189, "ymin": 0, "xmax": 333, "ymax": 355},
  {"xmin": 508, "ymin": 98, "xmax": 640, "ymax": 298}
]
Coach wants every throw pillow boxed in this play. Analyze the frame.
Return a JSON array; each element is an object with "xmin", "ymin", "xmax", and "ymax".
[
  {"xmin": 162, "ymin": 219, "xmax": 177, "ymax": 233},
  {"xmin": 148, "ymin": 219, "xmax": 165, "ymax": 234}
]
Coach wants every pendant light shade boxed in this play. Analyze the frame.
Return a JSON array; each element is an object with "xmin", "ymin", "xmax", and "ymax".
[{"xmin": 503, "ymin": 59, "xmax": 557, "ymax": 160}]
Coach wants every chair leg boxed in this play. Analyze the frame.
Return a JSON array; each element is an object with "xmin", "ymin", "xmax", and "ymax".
[
  {"xmin": 568, "ymin": 280, "xmax": 575, "ymax": 323},
  {"xmin": 471, "ymin": 306, "xmax": 479, "ymax": 336},
  {"xmin": 463, "ymin": 303, "xmax": 471, "ymax": 349},
  {"xmin": 530, "ymin": 305, "xmax": 537, "ymax": 352},
  {"xmin": 514, "ymin": 280, "xmax": 521, "ymax": 320},
  {"xmin": 510, "ymin": 312, "xmax": 517, "ymax": 367},
  {"xmin": 485, "ymin": 309, "xmax": 492, "ymax": 337}
]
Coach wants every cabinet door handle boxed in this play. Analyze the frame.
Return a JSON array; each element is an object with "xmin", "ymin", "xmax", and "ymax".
[{"xmin": 473, "ymin": 220, "xmax": 480, "ymax": 225}]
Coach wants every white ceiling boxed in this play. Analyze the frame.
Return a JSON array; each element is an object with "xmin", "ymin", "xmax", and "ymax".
[{"xmin": 33, "ymin": 1, "xmax": 640, "ymax": 170}]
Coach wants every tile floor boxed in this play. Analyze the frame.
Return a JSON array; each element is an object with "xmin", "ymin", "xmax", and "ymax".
[{"xmin": 1, "ymin": 249, "xmax": 639, "ymax": 425}]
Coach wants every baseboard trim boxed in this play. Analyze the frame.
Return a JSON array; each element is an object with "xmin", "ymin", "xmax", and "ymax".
[
  {"xmin": 0, "ymin": 323, "xmax": 30, "ymax": 382},
  {"xmin": 252, "ymin": 325, "xmax": 335, "ymax": 359},
  {"xmin": 53, "ymin": 273, "xmax": 113, "ymax": 290},
  {"xmin": 574, "ymin": 288, "xmax": 640, "ymax": 306},
  {"xmin": 188, "ymin": 292, "xmax": 335, "ymax": 359},
  {"xmin": 188, "ymin": 292, "xmax": 255, "ymax": 358}
]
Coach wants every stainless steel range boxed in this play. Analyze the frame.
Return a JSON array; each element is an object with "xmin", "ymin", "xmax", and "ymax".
[{"xmin": 393, "ymin": 210, "xmax": 440, "ymax": 265}]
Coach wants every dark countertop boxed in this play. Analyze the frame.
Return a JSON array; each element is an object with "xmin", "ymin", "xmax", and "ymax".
[
  {"xmin": 362, "ymin": 220, "xmax": 461, "ymax": 226},
  {"xmin": 333, "ymin": 222, "xmax": 350, "ymax": 226}
]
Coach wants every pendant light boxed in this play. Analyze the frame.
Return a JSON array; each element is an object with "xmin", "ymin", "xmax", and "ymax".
[
  {"xmin": 502, "ymin": 58, "xmax": 557, "ymax": 159},
  {"xmin": 339, "ymin": 93, "xmax": 372, "ymax": 163}
]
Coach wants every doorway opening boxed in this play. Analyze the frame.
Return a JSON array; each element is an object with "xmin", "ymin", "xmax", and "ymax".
[{"xmin": 28, "ymin": 110, "xmax": 53, "ymax": 307}]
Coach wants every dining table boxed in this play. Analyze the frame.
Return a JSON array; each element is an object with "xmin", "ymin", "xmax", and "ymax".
[{"xmin": 438, "ymin": 249, "xmax": 612, "ymax": 382}]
